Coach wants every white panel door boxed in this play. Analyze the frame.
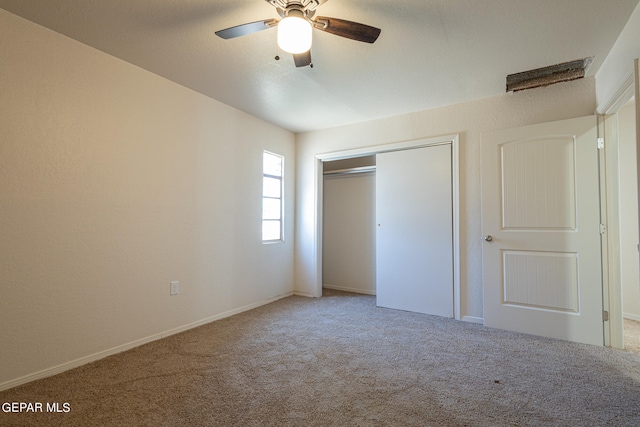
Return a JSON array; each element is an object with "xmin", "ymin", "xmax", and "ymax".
[
  {"xmin": 376, "ymin": 144, "xmax": 453, "ymax": 317},
  {"xmin": 481, "ymin": 116, "xmax": 603, "ymax": 346}
]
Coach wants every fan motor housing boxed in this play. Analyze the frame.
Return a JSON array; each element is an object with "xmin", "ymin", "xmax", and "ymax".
[{"xmin": 269, "ymin": 0, "xmax": 321, "ymax": 19}]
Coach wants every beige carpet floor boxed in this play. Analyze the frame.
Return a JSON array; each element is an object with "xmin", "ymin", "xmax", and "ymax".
[{"xmin": 1, "ymin": 290, "xmax": 640, "ymax": 426}]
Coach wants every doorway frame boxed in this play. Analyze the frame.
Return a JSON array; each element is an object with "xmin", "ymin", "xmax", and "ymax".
[
  {"xmin": 596, "ymin": 59, "xmax": 639, "ymax": 348},
  {"xmin": 314, "ymin": 134, "xmax": 461, "ymax": 320}
]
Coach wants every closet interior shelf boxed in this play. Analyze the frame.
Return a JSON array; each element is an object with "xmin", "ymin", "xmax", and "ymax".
[{"xmin": 323, "ymin": 166, "xmax": 376, "ymax": 176}]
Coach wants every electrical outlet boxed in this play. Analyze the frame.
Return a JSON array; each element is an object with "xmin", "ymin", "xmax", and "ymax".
[{"xmin": 170, "ymin": 281, "xmax": 179, "ymax": 296}]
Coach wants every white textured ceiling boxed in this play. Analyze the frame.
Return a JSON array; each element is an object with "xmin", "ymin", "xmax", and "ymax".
[{"xmin": 1, "ymin": 0, "xmax": 638, "ymax": 133}]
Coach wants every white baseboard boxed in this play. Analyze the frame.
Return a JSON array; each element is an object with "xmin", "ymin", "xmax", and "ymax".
[
  {"xmin": 322, "ymin": 284, "xmax": 376, "ymax": 296},
  {"xmin": 0, "ymin": 292, "xmax": 293, "ymax": 392},
  {"xmin": 623, "ymin": 313, "xmax": 640, "ymax": 322},
  {"xmin": 293, "ymin": 290, "xmax": 316, "ymax": 298},
  {"xmin": 462, "ymin": 316, "xmax": 484, "ymax": 324}
]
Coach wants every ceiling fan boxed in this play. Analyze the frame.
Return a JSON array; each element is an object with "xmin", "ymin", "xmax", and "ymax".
[{"xmin": 215, "ymin": 0, "xmax": 381, "ymax": 67}]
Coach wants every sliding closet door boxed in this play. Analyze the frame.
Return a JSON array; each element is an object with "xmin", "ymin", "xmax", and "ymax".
[{"xmin": 376, "ymin": 144, "xmax": 453, "ymax": 317}]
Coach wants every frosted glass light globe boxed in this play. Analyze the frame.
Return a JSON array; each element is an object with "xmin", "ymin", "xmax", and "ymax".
[{"xmin": 277, "ymin": 16, "xmax": 312, "ymax": 54}]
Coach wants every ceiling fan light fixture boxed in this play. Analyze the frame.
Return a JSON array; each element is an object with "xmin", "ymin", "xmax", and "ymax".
[{"xmin": 277, "ymin": 14, "xmax": 312, "ymax": 54}]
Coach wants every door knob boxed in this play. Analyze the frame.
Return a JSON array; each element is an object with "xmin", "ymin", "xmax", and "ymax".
[{"xmin": 483, "ymin": 235, "xmax": 493, "ymax": 242}]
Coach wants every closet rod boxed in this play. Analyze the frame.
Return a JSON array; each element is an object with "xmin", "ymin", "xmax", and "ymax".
[{"xmin": 323, "ymin": 166, "xmax": 377, "ymax": 176}]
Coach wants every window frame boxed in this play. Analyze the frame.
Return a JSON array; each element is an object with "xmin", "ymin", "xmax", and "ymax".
[{"xmin": 262, "ymin": 151, "xmax": 284, "ymax": 243}]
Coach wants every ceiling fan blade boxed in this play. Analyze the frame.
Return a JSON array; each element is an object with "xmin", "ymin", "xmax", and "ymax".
[
  {"xmin": 315, "ymin": 17, "xmax": 381, "ymax": 43},
  {"xmin": 293, "ymin": 50, "xmax": 312, "ymax": 67},
  {"xmin": 215, "ymin": 19, "xmax": 277, "ymax": 39}
]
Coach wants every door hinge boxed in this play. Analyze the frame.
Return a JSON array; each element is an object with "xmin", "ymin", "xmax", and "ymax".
[
  {"xmin": 603, "ymin": 310, "xmax": 609, "ymax": 322},
  {"xmin": 597, "ymin": 137, "xmax": 604, "ymax": 149},
  {"xmin": 599, "ymin": 223, "xmax": 607, "ymax": 234}
]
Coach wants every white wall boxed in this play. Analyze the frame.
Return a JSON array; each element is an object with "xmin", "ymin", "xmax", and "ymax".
[
  {"xmin": 0, "ymin": 10, "xmax": 295, "ymax": 389},
  {"xmin": 295, "ymin": 78, "xmax": 597, "ymax": 319},
  {"xmin": 322, "ymin": 172, "xmax": 376, "ymax": 295},
  {"xmin": 596, "ymin": 1, "xmax": 640, "ymax": 112},
  {"xmin": 618, "ymin": 102, "xmax": 640, "ymax": 320}
]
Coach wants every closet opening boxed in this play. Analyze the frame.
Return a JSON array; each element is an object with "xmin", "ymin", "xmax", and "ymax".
[
  {"xmin": 316, "ymin": 135, "xmax": 461, "ymax": 320},
  {"xmin": 322, "ymin": 155, "xmax": 377, "ymax": 296}
]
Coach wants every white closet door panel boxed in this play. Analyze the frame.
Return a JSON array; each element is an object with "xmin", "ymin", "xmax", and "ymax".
[{"xmin": 376, "ymin": 144, "xmax": 453, "ymax": 317}]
